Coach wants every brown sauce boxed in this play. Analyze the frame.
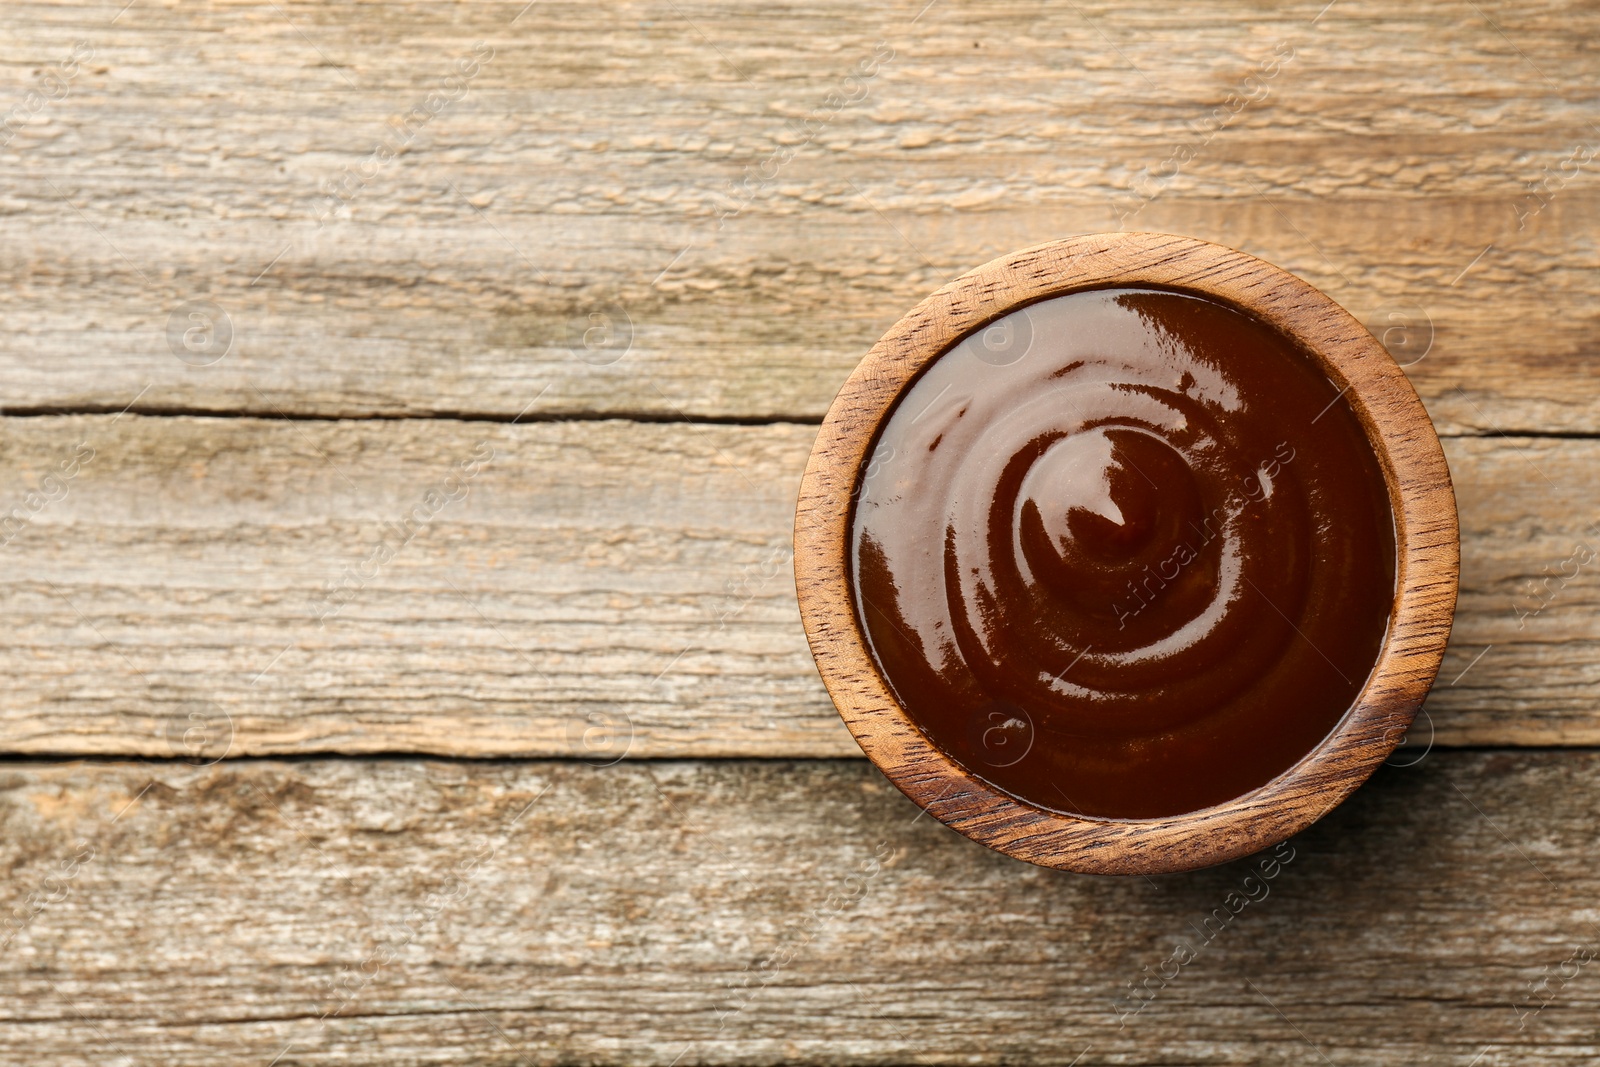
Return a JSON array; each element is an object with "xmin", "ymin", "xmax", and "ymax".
[{"xmin": 850, "ymin": 288, "xmax": 1396, "ymax": 819}]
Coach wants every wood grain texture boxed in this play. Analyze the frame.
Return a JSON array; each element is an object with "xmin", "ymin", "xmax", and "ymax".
[
  {"xmin": 0, "ymin": 752, "xmax": 1597, "ymax": 1065},
  {"xmin": 0, "ymin": 411, "xmax": 1587, "ymax": 757},
  {"xmin": 0, "ymin": 1, "xmax": 1595, "ymax": 431},
  {"xmin": 793, "ymin": 233, "xmax": 1458, "ymax": 873},
  {"xmin": 0, "ymin": 2, "xmax": 1589, "ymax": 1063}
]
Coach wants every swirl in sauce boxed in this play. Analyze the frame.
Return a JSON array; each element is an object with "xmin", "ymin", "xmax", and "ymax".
[{"xmin": 851, "ymin": 288, "xmax": 1396, "ymax": 819}]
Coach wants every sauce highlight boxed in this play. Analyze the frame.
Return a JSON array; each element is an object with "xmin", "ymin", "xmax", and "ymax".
[{"xmin": 850, "ymin": 287, "xmax": 1396, "ymax": 819}]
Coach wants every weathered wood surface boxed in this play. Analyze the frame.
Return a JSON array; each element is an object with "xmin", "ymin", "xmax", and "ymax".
[
  {"xmin": 0, "ymin": 753, "xmax": 1596, "ymax": 1065},
  {"xmin": 1, "ymin": 1, "xmax": 1598, "ymax": 1063},
  {"xmin": 0, "ymin": 413, "xmax": 1592, "ymax": 756},
  {"xmin": 0, "ymin": 1, "xmax": 1596, "ymax": 432}
]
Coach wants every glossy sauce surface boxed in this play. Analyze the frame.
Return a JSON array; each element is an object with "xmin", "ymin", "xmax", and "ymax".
[{"xmin": 850, "ymin": 288, "xmax": 1396, "ymax": 819}]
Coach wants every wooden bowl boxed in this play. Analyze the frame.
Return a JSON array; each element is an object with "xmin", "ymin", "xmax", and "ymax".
[{"xmin": 793, "ymin": 232, "xmax": 1459, "ymax": 875}]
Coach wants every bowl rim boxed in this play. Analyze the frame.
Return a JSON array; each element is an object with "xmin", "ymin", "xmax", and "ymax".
[{"xmin": 792, "ymin": 231, "xmax": 1460, "ymax": 875}]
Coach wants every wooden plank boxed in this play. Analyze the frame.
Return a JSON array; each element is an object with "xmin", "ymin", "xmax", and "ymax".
[
  {"xmin": 0, "ymin": 1, "xmax": 1596, "ymax": 430},
  {"xmin": 0, "ymin": 413, "xmax": 1595, "ymax": 756},
  {"xmin": 1, "ymin": 752, "xmax": 1597, "ymax": 1064},
  {"xmin": 0, "ymin": 413, "xmax": 824, "ymax": 758},
  {"xmin": 1445, "ymin": 435, "xmax": 1600, "ymax": 743}
]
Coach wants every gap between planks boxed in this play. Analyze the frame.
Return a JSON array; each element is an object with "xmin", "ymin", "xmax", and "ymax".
[{"xmin": 2, "ymin": 407, "xmax": 1598, "ymax": 440}]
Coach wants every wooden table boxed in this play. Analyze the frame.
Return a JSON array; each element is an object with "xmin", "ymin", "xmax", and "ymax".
[{"xmin": 1, "ymin": 1, "xmax": 1597, "ymax": 1062}]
